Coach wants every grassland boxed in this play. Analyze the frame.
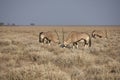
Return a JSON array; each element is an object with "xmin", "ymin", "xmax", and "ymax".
[{"xmin": 0, "ymin": 25, "xmax": 120, "ymax": 80}]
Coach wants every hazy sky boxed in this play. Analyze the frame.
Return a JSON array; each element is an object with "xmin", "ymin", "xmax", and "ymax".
[{"xmin": 0, "ymin": 0, "xmax": 120, "ymax": 25}]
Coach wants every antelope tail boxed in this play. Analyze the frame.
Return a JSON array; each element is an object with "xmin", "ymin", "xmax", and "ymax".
[
  {"xmin": 39, "ymin": 32, "xmax": 43, "ymax": 43},
  {"xmin": 91, "ymin": 30, "xmax": 96, "ymax": 38},
  {"xmin": 89, "ymin": 36, "xmax": 91, "ymax": 47}
]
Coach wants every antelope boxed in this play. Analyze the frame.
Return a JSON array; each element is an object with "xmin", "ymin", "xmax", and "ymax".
[
  {"xmin": 39, "ymin": 30, "xmax": 60, "ymax": 45},
  {"xmin": 62, "ymin": 31, "xmax": 91, "ymax": 49},
  {"xmin": 91, "ymin": 30, "xmax": 108, "ymax": 39}
]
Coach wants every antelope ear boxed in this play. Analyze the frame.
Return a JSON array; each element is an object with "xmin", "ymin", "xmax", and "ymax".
[
  {"xmin": 58, "ymin": 42, "xmax": 61, "ymax": 44},
  {"xmin": 60, "ymin": 44, "xmax": 65, "ymax": 48}
]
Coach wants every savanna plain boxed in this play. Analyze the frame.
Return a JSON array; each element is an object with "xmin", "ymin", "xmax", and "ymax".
[{"xmin": 0, "ymin": 25, "xmax": 120, "ymax": 80}]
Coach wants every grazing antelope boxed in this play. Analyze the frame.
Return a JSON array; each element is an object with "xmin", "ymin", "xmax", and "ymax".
[
  {"xmin": 92, "ymin": 30, "xmax": 107, "ymax": 39},
  {"xmin": 39, "ymin": 32, "xmax": 49, "ymax": 44},
  {"xmin": 39, "ymin": 31, "xmax": 60, "ymax": 45},
  {"xmin": 62, "ymin": 31, "xmax": 91, "ymax": 49}
]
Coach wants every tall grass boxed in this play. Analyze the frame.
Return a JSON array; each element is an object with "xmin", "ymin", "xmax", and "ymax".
[{"xmin": 0, "ymin": 26, "xmax": 120, "ymax": 80}]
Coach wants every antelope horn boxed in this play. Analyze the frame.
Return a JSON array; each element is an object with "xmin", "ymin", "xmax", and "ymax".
[
  {"xmin": 62, "ymin": 28, "xmax": 64, "ymax": 44},
  {"xmin": 54, "ymin": 29, "xmax": 60, "ymax": 43},
  {"xmin": 105, "ymin": 29, "xmax": 108, "ymax": 38}
]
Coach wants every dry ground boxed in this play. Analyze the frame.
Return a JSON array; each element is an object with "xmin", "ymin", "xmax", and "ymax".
[{"xmin": 0, "ymin": 25, "xmax": 120, "ymax": 80}]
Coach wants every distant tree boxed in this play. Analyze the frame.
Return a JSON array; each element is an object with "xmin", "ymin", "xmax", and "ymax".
[
  {"xmin": 30, "ymin": 23, "xmax": 35, "ymax": 26},
  {"xmin": 7, "ymin": 23, "xmax": 10, "ymax": 26},
  {"xmin": 12, "ymin": 23, "xmax": 16, "ymax": 26},
  {"xmin": 0, "ymin": 22, "xmax": 4, "ymax": 26}
]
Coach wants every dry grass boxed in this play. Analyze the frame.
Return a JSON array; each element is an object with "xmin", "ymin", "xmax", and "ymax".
[{"xmin": 0, "ymin": 25, "xmax": 120, "ymax": 80}]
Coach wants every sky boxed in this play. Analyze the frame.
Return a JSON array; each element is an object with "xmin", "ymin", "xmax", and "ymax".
[{"xmin": 0, "ymin": 0, "xmax": 120, "ymax": 25}]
